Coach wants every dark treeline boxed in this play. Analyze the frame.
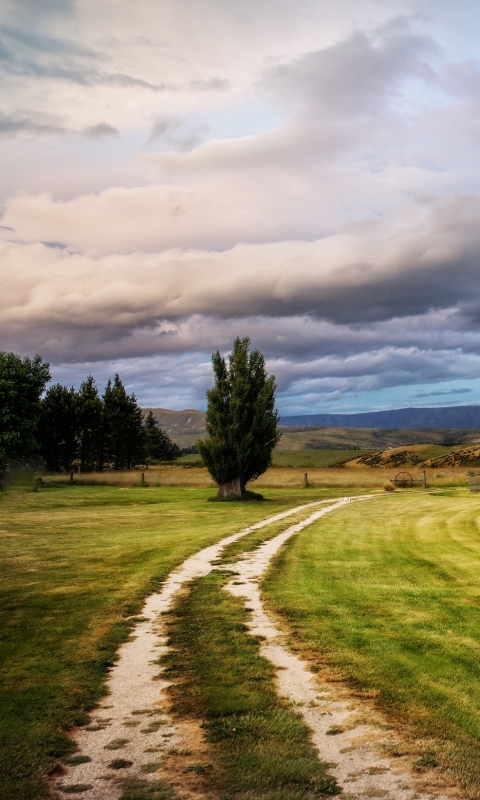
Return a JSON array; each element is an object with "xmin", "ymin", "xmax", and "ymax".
[{"xmin": 40, "ymin": 374, "xmax": 180, "ymax": 472}]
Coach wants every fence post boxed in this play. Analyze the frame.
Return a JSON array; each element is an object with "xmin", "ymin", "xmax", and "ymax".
[
  {"xmin": 422, "ymin": 470, "xmax": 427, "ymax": 489},
  {"xmin": 141, "ymin": 472, "xmax": 145, "ymax": 486},
  {"xmin": 303, "ymin": 472, "xmax": 308, "ymax": 488},
  {"xmin": 70, "ymin": 471, "xmax": 74, "ymax": 484}
]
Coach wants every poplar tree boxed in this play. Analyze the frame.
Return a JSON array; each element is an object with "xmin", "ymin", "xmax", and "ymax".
[{"xmin": 197, "ymin": 337, "xmax": 280, "ymax": 497}]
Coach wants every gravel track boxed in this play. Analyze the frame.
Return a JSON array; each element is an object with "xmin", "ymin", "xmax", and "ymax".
[{"xmin": 56, "ymin": 495, "xmax": 458, "ymax": 800}]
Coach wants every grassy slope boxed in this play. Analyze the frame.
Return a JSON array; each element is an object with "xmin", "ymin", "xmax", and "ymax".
[
  {"xmin": 271, "ymin": 449, "xmax": 372, "ymax": 467},
  {"xmin": 0, "ymin": 484, "xmax": 319, "ymax": 800},
  {"xmin": 139, "ymin": 415, "xmax": 480, "ymax": 451},
  {"xmin": 163, "ymin": 572, "xmax": 339, "ymax": 799},
  {"xmin": 277, "ymin": 427, "xmax": 480, "ymax": 450},
  {"xmin": 264, "ymin": 492, "xmax": 480, "ymax": 798}
]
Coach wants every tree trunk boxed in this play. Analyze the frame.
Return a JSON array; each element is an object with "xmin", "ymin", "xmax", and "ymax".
[{"xmin": 217, "ymin": 477, "xmax": 244, "ymax": 497}]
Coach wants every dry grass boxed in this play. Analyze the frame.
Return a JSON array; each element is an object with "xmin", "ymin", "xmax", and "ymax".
[{"xmin": 45, "ymin": 465, "xmax": 474, "ymax": 490}]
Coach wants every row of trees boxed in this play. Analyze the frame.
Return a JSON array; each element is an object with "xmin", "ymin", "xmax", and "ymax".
[
  {"xmin": 40, "ymin": 375, "xmax": 179, "ymax": 472},
  {"xmin": 0, "ymin": 351, "xmax": 179, "ymax": 478},
  {"xmin": 1, "ymin": 339, "xmax": 281, "ymax": 496}
]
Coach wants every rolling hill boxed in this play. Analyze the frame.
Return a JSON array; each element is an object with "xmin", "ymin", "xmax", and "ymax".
[{"xmin": 144, "ymin": 407, "xmax": 480, "ymax": 451}]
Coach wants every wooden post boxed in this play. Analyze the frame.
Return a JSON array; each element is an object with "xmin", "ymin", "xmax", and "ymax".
[
  {"xmin": 422, "ymin": 470, "xmax": 427, "ymax": 489},
  {"xmin": 303, "ymin": 472, "xmax": 308, "ymax": 488},
  {"xmin": 141, "ymin": 472, "xmax": 145, "ymax": 486},
  {"xmin": 70, "ymin": 471, "xmax": 74, "ymax": 484}
]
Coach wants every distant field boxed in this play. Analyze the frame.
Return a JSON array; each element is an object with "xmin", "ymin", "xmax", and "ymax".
[
  {"xmin": 264, "ymin": 491, "xmax": 480, "ymax": 798},
  {"xmin": 45, "ymin": 464, "xmax": 476, "ymax": 489},
  {"xmin": 176, "ymin": 443, "xmax": 480, "ymax": 469}
]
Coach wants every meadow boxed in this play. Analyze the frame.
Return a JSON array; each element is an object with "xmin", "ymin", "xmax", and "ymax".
[
  {"xmin": 264, "ymin": 491, "xmax": 480, "ymax": 798},
  {"xmin": 4, "ymin": 473, "xmax": 480, "ymax": 799},
  {"xmin": 0, "ymin": 483, "xmax": 325, "ymax": 800}
]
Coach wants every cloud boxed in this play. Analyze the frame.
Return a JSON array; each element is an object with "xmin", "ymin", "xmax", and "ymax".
[
  {"xmin": 263, "ymin": 26, "xmax": 437, "ymax": 118},
  {"xmin": 8, "ymin": 0, "xmax": 75, "ymax": 19},
  {"xmin": 83, "ymin": 122, "xmax": 119, "ymax": 139},
  {"xmin": 190, "ymin": 76, "xmax": 231, "ymax": 91},
  {"xmin": 412, "ymin": 388, "xmax": 473, "ymax": 398},
  {"xmin": 0, "ymin": 112, "xmax": 66, "ymax": 137},
  {"xmin": 146, "ymin": 115, "xmax": 208, "ymax": 150},
  {"xmin": 0, "ymin": 24, "xmax": 169, "ymax": 90},
  {"xmin": 3, "ymin": 192, "xmax": 480, "ymax": 326}
]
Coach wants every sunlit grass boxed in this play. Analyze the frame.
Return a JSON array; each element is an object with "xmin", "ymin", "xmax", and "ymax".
[
  {"xmin": 264, "ymin": 491, "xmax": 480, "ymax": 798},
  {"xmin": 0, "ymin": 484, "xmax": 317, "ymax": 800}
]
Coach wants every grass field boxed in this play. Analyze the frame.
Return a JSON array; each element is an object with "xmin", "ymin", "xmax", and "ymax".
[
  {"xmin": 6, "ymin": 479, "xmax": 480, "ymax": 799},
  {"xmin": 264, "ymin": 491, "xmax": 480, "ymax": 799},
  {"xmin": 0, "ymin": 484, "xmax": 328, "ymax": 800}
]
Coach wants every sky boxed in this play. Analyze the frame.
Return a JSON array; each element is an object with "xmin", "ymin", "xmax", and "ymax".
[{"xmin": 2, "ymin": 0, "xmax": 480, "ymax": 414}]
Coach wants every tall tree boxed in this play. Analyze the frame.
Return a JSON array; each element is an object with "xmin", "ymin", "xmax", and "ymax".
[
  {"xmin": 39, "ymin": 384, "xmax": 78, "ymax": 472},
  {"xmin": 103, "ymin": 375, "xmax": 144, "ymax": 470},
  {"xmin": 0, "ymin": 352, "xmax": 51, "ymax": 481},
  {"xmin": 143, "ymin": 410, "xmax": 180, "ymax": 462},
  {"xmin": 77, "ymin": 376, "xmax": 103, "ymax": 472},
  {"xmin": 197, "ymin": 337, "xmax": 281, "ymax": 497}
]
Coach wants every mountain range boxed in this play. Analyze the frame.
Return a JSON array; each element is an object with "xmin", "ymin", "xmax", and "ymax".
[{"xmin": 279, "ymin": 406, "xmax": 480, "ymax": 429}]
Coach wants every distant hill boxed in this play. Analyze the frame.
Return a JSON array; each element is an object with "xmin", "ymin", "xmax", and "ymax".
[
  {"xmin": 144, "ymin": 408, "xmax": 206, "ymax": 449},
  {"xmin": 277, "ymin": 426, "xmax": 480, "ymax": 450},
  {"xmin": 143, "ymin": 407, "xmax": 480, "ymax": 450},
  {"xmin": 280, "ymin": 406, "xmax": 480, "ymax": 430}
]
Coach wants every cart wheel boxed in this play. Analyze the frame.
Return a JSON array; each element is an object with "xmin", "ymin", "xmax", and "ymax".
[{"xmin": 394, "ymin": 471, "xmax": 413, "ymax": 488}]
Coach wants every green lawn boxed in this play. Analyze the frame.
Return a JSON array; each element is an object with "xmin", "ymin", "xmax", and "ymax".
[
  {"xmin": 264, "ymin": 491, "xmax": 480, "ymax": 798},
  {"xmin": 0, "ymin": 484, "xmax": 324, "ymax": 800}
]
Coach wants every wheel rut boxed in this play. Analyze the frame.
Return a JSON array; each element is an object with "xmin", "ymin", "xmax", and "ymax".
[{"xmin": 55, "ymin": 496, "xmax": 458, "ymax": 800}]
